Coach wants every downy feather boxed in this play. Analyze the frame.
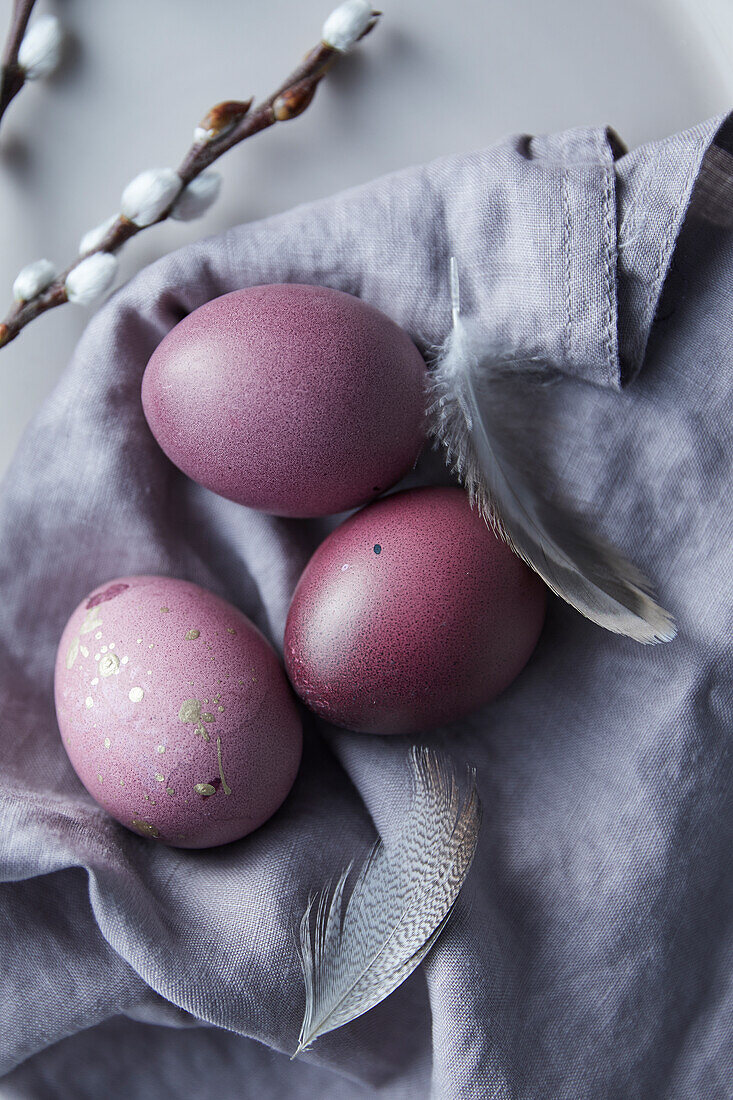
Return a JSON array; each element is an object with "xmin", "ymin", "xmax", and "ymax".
[
  {"xmin": 294, "ymin": 746, "xmax": 481, "ymax": 1055},
  {"xmin": 428, "ymin": 259, "xmax": 676, "ymax": 644}
]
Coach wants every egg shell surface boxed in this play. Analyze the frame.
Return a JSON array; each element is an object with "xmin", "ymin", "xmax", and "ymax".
[
  {"xmin": 284, "ymin": 487, "xmax": 547, "ymax": 734},
  {"xmin": 141, "ymin": 283, "xmax": 428, "ymax": 517},
  {"xmin": 55, "ymin": 576, "xmax": 302, "ymax": 848}
]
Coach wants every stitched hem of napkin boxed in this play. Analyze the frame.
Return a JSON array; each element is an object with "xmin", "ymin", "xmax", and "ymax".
[
  {"xmin": 530, "ymin": 126, "xmax": 622, "ymax": 391},
  {"xmin": 616, "ymin": 112, "xmax": 729, "ymax": 385}
]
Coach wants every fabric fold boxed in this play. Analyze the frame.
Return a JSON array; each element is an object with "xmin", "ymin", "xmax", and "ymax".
[
  {"xmin": 1, "ymin": 115, "xmax": 731, "ymax": 1098},
  {"xmin": 615, "ymin": 113, "xmax": 726, "ymax": 383}
]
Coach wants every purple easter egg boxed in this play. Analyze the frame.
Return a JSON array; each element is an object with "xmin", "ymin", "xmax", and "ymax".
[
  {"xmin": 54, "ymin": 576, "xmax": 302, "ymax": 847},
  {"xmin": 141, "ymin": 284, "xmax": 427, "ymax": 517},
  {"xmin": 284, "ymin": 487, "xmax": 546, "ymax": 734}
]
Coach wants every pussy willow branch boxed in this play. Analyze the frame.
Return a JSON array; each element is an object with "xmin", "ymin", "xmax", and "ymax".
[
  {"xmin": 0, "ymin": 14, "xmax": 379, "ymax": 350},
  {"xmin": 0, "ymin": 0, "xmax": 36, "ymax": 127}
]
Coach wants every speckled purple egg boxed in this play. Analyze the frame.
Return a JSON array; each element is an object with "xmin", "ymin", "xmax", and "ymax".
[
  {"xmin": 284, "ymin": 487, "xmax": 546, "ymax": 734},
  {"xmin": 141, "ymin": 284, "xmax": 427, "ymax": 517},
  {"xmin": 54, "ymin": 576, "xmax": 302, "ymax": 847}
]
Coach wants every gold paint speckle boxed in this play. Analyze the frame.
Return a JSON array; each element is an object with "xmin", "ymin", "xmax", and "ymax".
[
  {"xmin": 104, "ymin": 737, "xmax": 111, "ymax": 748},
  {"xmin": 98, "ymin": 774, "xmax": 103, "ymax": 783},
  {"xmin": 80, "ymin": 645, "xmax": 89, "ymax": 659},
  {"xmin": 217, "ymin": 706, "xmax": 224, "ymax": 712},
  {"xmin": 85, "ymin": 696, "xmax": 94, "ymax": 708},
  {"xmin": 66, "ymin": 638, "xmax": 79, "ymax": 669},
  {"xmin": 179, "ymin": 699, "xmax": 201, "ymax": 723},
  {"xmin": 121, "ymin": 655, "xmax": 129, "ymax": 665},
  {"xmin": 109, "ymin": 642, "xmax": 115, "ymax": 650},
  {"xmin": 147, "ymin": 670, "xmax": 152, "ymax": 676},
  {"xmin": 137, "ymin": 638, "xmax": 142, "ymax": 644},
  {"xmin": 194, "ymin": 782, "xmax": 216, "ymax": 796},
  {"xmin": 99, "ymin": 653, "xmax": 120, "ymax": 678},
  {"xmin": 94, "ymin": 631, "xmax": 102, "ymax": 640},
  {"xmin": 129, "ymin": 686, "xmax": 144, "ymax": 703},
  {"xmin": 148, "ymin": 643, "xmax": 154, "ymax": 649},
  {"xmin": 101, "ymin": 645, "xmax": 108, "ymax": 654},
  {"xmin": 80, "ymin": 609, "xmax": 103, "ymax": 636},
  {"xmin": 132, "ymin": 817, "xmax": 159, "ymax": 838},
  {"xmin": 185, "ymin": 629, "xmax": 200, "ymax": 641},
  {"xmin": 179, "ymin": 698, "xmax": 215, "ymax": 741},
  {"xmin": 156, "ymin": 744, "xmax": 165, "ymax": 754},
  {"xmin": 216, "ymin": 737, "xmax": 232, "ymax": 796},
  {"xmin": 120, "ymin": 779, "xmax": 125, "ymax": 786},
  {"xmin": 166, "ymin": 787, "xmax": 174, "ymax": 796},
  {"xmin": 227, "ymin": 628, "xmax": 236, "ymax": 635},
  {"xmin": 160, "ymin": 607, "xmax": 170, "ymax": 613},
  {"xmin": 156, "ymin": 773, "xmax": 164, "ymax": 782}
]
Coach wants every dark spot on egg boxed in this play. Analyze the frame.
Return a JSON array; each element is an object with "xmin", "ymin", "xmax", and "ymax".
[{"xmin": 284, "ymin": 487, "xmax": 547, "ymax": 735}]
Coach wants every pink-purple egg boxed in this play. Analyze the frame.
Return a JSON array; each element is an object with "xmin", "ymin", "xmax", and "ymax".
[
  {"xmin": 141, "ymin": 284, "xmax": 428, "ymax": 517},
  {"xmin": 54, "ymin": 576, "xmax": 302, "ymax": 847},
  {"xmin": 284, "ymin": 487, "xmax": 546, "ymax": 734}
]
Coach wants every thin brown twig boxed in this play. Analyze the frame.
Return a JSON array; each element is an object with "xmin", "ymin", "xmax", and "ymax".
[
  {"xmin": 0, "ymin": 0, "xmax": 36, "ymax": 128},
  {"xmin": 0, "ymin": 13, "xmax": 380, "ymax": 351}
]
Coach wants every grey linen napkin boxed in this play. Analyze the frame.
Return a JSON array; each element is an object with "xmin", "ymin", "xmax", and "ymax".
[{"xmin": 1, "ymin": 113, "xmax": 731, "ymax": 1099}]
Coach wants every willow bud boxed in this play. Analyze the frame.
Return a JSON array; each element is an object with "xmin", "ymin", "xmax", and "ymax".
[
  {"xmin": 13, "ymin": 259, "xmax": 56, "ymax": 302},
  {"xmin": 18, "ymin": 15, "xmax": 63, "ymax": 80},
  {"xmin": 273, "ymin": 81, "xmax": 317, "ymax": 122},
  {"xmin": 121, "ymin": 169, "xmax": 182, "ymax": 228},
  {"xmin": 193, "ymin": 99, "xmax": 254, "ymax": 144},
  {"xmin": 171, "ymin": 172, "xmax": 222, "ymax": 221},
  {"xmin": 78, "ymin": 216, "xmax": 119, "ymax": 256},
  {"xmin": 65, "ymin": 253, "xmax": 118, "ymax": 306},
  {"xmin": 322, "ymin": 0, "xmax": 375, "ymax": 52}
]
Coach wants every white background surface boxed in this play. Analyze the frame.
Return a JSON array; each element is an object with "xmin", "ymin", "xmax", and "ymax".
[{"xmin": 0, "ymin": 0, "xmax": 731, "ymax": 477}]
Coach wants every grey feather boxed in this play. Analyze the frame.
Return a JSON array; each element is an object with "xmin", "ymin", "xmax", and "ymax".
[
  {"xmin": 427, "ymin": 259, "xmax": 676, "ymax": 644},
  {"xmin": 294, "ymin": 746, "xmax": 481, "ymax": 1056}
]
